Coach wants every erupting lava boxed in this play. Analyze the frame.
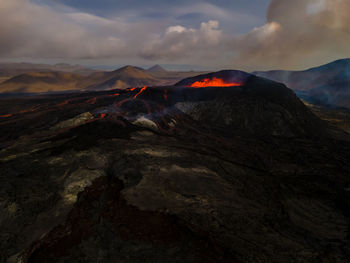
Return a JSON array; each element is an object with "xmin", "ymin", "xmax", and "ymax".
[
  {"xmin": 100, "ymin": 113, "xmax": 107, "ymax": 119},
  {"xmin": 190, "ymin": 77, "xmax": 242, "ymax": 88},
  {"xmin": 133, "ymin": 86, "xmax": 148, "ymax": 99}
]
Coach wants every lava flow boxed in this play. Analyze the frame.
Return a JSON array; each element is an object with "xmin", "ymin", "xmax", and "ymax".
[
  {"xmin": 19, "ymin": 107, "xmax": 37, "ymax": 114},
  {"xmin": 108, "ymin": 93, "xmax": 120, "ymax": 97},
  {"xmin": 190, "ymin": 77, "xmax": 242, "ymax": 88},
  {"xmin": 57, "ymin": 100, "xmax": 69, "ymax": 107},
  {"xmin": 133, "ymin": 86, "xmax": 148, "ymax": 99},
  {"xmin": 87, "ymin": 97, "xmax": 97, "ymax": 104},
  {"xmin": 0, "ymin": 114, "xmax": 12, "ymax": 118}
]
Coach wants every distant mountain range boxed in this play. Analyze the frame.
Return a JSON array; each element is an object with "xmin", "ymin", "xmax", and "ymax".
[
  {"xmin": 147, "ymin": 64, "xmax": 167, "ymax": 72},
  {"xmin": 85, "ymin": 66, "xmax": 159, "ymax": 90},
  {"xmin": 0, "ymin": 64, "xmax": 208, "ymax": 93},
  {"xmin": 0, "ymin": 72, "xmax": 85, "ymax": 93},
  {"xmin": 8, "ymin": 58, "xmax": 350, "ymax": 109},
  {"xmin": 0, "ymin": 62, "xmax": 95, "ymax": 77},
  {"xmin": 254, "ymin": 58, "xmax": 350, "ymax": 109}
]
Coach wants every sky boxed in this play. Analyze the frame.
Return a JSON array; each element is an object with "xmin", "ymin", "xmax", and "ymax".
[{"xmin": 0, "ymin": 0, "xmax": 349, "ymax": 71}]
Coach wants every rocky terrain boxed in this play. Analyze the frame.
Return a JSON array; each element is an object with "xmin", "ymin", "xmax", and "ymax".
[{"xmin": 0, "ymin": 71, "xmax": 350, "ymax": 263}]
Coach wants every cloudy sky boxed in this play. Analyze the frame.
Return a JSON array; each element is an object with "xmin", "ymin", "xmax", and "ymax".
[{"xmin": 0, "ymin": 0, "xmax": 349, "ymax": 71}]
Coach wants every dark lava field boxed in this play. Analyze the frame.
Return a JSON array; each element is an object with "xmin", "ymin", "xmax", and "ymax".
[{"xmin": 0, "ymin": 71, "xmax": 350, "ymax": 263}]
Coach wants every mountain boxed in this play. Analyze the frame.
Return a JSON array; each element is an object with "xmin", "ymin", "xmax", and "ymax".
[
  {"xmin": 254, "ymin": 58, "xmax": 350, "ymax": 109},
  {"xmin": 0, "ymin": 62, "xmax": 95, "ymax": 77},
  {"xmin": 0, "ymin": 63, "xmax": 212, "ymax": 93},
  {"xmin": 85, "ymin": 65, "xmax": 159, "ymax": 90},
  {"xmin": 0, "ymin": 72, "xmax": 84, "ymax": 93},
  {"xmin": 1, "ymin": 70, "xmax": 349, "ymax": 262},
  {"xmin": 0, "ymin": 66, "xmax": 160, "ymax": 93},
  {"xmin": 147, "ymin": 64, "xmax": 167, "ymax": 72}
]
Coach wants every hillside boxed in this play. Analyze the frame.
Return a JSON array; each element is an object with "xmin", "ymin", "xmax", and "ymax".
[
  {"xmin": 254, "ymin": 58, "xmax": 350, "ymax": 109},
  {"xmin": 0, "ymin": 65, "xmax": 211, "ymax": 93},
  {"xmin": 0, "ymin": 62, "xmax": 95, "ymax": 77},
  {"xmin": 0, "ymin": 71, "xmax": 349, "ymax": 262},
  {"xmin": 85, "ymin": 65, "xmax": 159, "ymax": 90},
  {"xmin": 147, "ymin": 64, "xmax": 167, "ymax": 72},
  {"xmin": 0, "ymin": 66, "xmax": 160, "ymax": 93},
  {"xmin": 0, "ymin": 72, "xmax": 84, "ymax": 93}
]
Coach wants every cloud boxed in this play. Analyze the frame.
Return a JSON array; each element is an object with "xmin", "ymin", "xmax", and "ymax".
[
  {"xmin": 0, "ymin": 0, "xmax": 350, "ymax": 70},
  {"xmin": 234, "ymin": 0, "xmax": 350, "ymax": 70},
  {"xmin": 0, "ymin": 0, "xmax": 225, "ymax": 65},
  {"xmin": 140, "ymin": 20, "xmax": 222, "ymax": 60},
  {"xmin": 0, "ymin": 0, "xmax": 129, "ymax": 58}
]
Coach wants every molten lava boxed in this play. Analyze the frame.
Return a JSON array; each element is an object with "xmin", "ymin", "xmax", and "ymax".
[
  {"xmin": 57, "ymin": 100, "xmax": 69, "ymax": 107},
  {"xmin": 0, "ymin": 114, "xmax": 12, "ymax": 118},
  {"xmin": 164, "ymin": 90, "xmax": 168, "ymax": 100},
  {"xmin": 108, "ymin": 93, "xmax": 120, "ymax": 97},
  {"xmin": 190, "ymin": 77, "xmax": 242, "ymax": 88},
  {"xmin": 19, "ymin": 108, "xmax": 36, "ymax": 114},
  {"xmin": 133, "ymin": 86, "xmax": 148, "ymax": 99},
  {"xmin": 100, "ymin": 113, "xmax": 107, "ymax": 119},
  {"xmin": 87, "ymin": 97, "xmax": 97, "ymax": 104}
]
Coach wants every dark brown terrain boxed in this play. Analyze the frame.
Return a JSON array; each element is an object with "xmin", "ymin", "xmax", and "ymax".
[{"xmin": 0, "ymin": 71, "xmax": 350, "ymax": 263}]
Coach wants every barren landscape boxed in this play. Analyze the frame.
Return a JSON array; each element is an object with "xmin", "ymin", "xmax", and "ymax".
[
  {"xmin": 1, "ymin": 71, "xmax": 350, "ymax": 262},
  {"xmin": 1, "ymin": 0, "xmax": 350, "ymax": 262}
]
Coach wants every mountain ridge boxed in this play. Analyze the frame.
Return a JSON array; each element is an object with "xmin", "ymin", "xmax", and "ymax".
[{"xmin": 254, "ymin": 58, "xmax": 350, "ymax": 109}]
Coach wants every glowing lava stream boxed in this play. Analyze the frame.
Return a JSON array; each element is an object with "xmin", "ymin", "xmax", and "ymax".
[
  {"xmin": 57, "ymin": 100, "xmax": 69, "ymax": 107},
  {"xmin": 0, "ymin": 114, "xmax": 12, "ymax": 118},
  {"xmin": 133, "ymin": 86, "xmax": 148, "ymax": 99},
  {"xmin": 190, "ymin": 77, "xmax": 242, "ymax": 88},
  {"xmin": 87, "ymin": 97, "xmax": 97, "ymax": 104},
  {"xmin": 108, "ymin": 93, "xmax": 120, "ymax": 97}
]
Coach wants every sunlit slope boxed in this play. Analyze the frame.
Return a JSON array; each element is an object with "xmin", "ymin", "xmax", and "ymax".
[
  {"xmin": 0, "ymin": 66, "xmax": 160, "ymax": 93},
  {"xmin": 0, "ymin": 72, "xmax": 84, "ymax": 93}
]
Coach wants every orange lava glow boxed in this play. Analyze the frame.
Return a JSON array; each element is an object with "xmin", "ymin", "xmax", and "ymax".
[
  {"xmin": 190, "ymin": 77, "xmax": 242, "ymax": 88},
  {"xmin": 87, "ymin": 97, "xmax": 97, "ymax": 104},
  {"xmin": 133, "ymin": 86, "xmax": 148, "ymax": 99},
  {"xmin": 0, "ymin": 114, "xmax": 12, "ymax": 118},
  {"xmin": 109, "ymin": 93, "xmax": 120, "ymax": 97},
  {"xmin": 100, "ymin": 113, "xmax": 107, "ymax": 119},
  {"xmin": 128, "ymin": 87, "xmax": 137, "ymax": 91},
  {"xmin": 19, "ymin": 107, "xmax": 36, "ymax": 114},
  {"xmin": 164, "ymin": 90, "xmax": 168, "ymax": 100},
  {"xmin": 57, "ymin": 100, "xmax": 69, "ymax": 107}
]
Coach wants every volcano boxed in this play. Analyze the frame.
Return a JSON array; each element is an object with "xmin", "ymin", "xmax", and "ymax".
[
  {"xmin": 176, "ymin": 70, "xmax": 250, "ymax": 87},
  {"xmin": 0, "ymin": 70, "xmax": 349, "ymax": 263}
]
